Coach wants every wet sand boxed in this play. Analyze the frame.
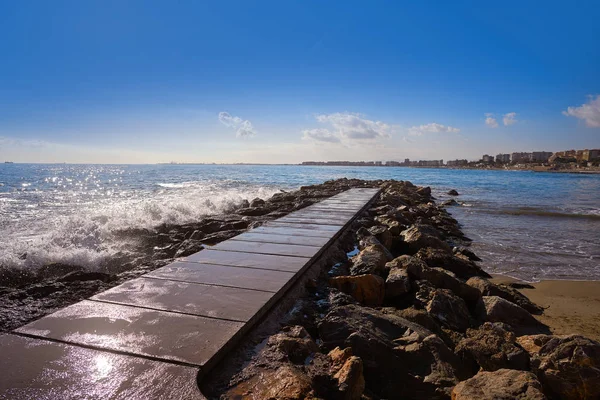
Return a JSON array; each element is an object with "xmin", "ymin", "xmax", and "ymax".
[{"xmin": 492, "ymin": 275, "xmax": 600, "ymax": 341}]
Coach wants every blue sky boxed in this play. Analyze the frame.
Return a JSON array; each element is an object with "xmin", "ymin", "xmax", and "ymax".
[{"xmin": 0, "ymin": 0, "xmax": 599, "ymax": 163}]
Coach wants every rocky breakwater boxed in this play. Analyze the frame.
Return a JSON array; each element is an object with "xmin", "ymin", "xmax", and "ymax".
[
  {"xmin": 215, "ymin": 179, "xmax": 600, "ymax": 400},
  {"xmin": 0, "ymin": 179, "xmax": 370, "ymax": 333}
]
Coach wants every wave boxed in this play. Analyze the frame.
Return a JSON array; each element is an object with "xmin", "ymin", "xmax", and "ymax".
[
  {"xmin": 495, "ymin": 209, "xmax": 600, "ymax": 220},
  {"xmin": 0, "ymin": 181, "xmax": 283, "ymax": 272}
]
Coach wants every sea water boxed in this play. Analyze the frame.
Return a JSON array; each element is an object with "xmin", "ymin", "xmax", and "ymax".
[{"xmin": 1, "ymin": 163, "xmax": 599, "ymax": 281}]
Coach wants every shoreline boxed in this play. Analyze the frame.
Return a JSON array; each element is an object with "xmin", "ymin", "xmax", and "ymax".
[{"xmin": 492, "ymin": 274, "xmax": 600, "ymax": 341}]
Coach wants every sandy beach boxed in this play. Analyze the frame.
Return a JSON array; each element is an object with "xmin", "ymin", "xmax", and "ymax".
[{"xmin": 492, "ymin": 275, "xmax": 600, "ymax": 341}]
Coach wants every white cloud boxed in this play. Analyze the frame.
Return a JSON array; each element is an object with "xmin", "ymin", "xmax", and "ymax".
[
  {"xmin": 563, "ymin": 95, "xmax": 600, "ymax": 127},
  {"xmin": 314, "ymin": 112, "xmax": 392, "ymax": 140},
  {"xmin": 408, "ymin": 122, "xmax": 460, "ymax": 136},
  {"xmin": 503, "ymin": 112, "xmax": 517, "ymax": 126},
  {"xmin": 301, "ymin": 128, "xmax": 341, "ymax": 143},
  {"xmin": 485, "ymin": 113, "xmax": 499, "ymax": 128},
  {"xmin": 218, "ymin": 112, "xmax": 256, "ymax": 137}
]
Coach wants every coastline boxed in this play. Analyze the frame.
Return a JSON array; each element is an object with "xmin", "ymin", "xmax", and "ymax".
[{"xmin": 492, "ymin": 275, "xmax": 600, "ymax": 341}]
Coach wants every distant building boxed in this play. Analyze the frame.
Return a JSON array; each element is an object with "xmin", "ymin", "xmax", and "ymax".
[
  {"xmin": 531, "ymin": 151, "xmax": 553, "ymax": 163},
  {"xmin": 495, "ymin": 154, "xmax": 511, "ymax": 163},
  {"xmin": 511, "ymin": 152, "xmax": 531, "ymax": 163},
  {"xmin": 447, "ymin": 159, "xmax": 468, "ymax": 166},
  {"xmin": 482, "ymin": 154, "xmax": 495, "ymax": 163}
]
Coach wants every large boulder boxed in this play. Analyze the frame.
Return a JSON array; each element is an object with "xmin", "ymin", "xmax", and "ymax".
[
  {"xmin": 478, "ymin": 296, "xmax": 550, "ymax": 336},
  {"xmin": 401, "ymin": 224, "xmax": 451, "ymax": 254},
  {"xmin": 350, "ymin": 244, "xmax": 390, "ymax": 276},
  {"xmin": 329, "ymin": 275, "xmax": 385, "ymax": 306},
  {"xmin": 318, "ymin": 304, "xmax": 462, "ymax": 399},
  {"xmin": 385, "ymin": 267, "xmax": 411, "ymax": 298},
  {"xmin": 467, "ymin": 277, "xmax": 543, "ymax": 314},
  {"xmin": 367, "ymin": 225, "xmax": 393, "ymax": 250},
  {"xmin": 224, "ymin": 365, "xmax": 314, "ymax": 399},
  {"xmin": 416, "ymin": 248, "xmax": 491, "ymax": 279},
  {"xmin": 426, "ymin": 289, "xmax": 473, "ymax": 332},
  {"xmin": 326, "ymin": 347, "xmax": 365, "ymax": 400},
  {"xmin": 530, "ymin": 335, "xmax": 600, "ymax": 400},
  {"xmin": 451, "ymin": 369, "xmax": 547, "ymax": 400},
  {"xmin": 455, "ymin": 322, "xmax": 530, "ymax": 373},
  {"xmin": 404, "ymin": 257, "xmax": 481, "ymax": 305}
]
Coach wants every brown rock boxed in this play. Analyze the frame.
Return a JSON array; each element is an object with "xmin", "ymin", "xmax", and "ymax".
[
  {"xmin": 385, "ymin": 267, "xmax": 411, "ymax": 298},
  {"xmin": 455, "ymin": 322, "xmax": 530, "ymax": 373},
  {"xmin": 451, "ymin": 369, "xmax": 546, "ymax": 400},
  {"xmin": 416, "ymin": 248, "xmax": 491, "ymax": 279},
  {"xmin": 328, "ymin": 347, "xmax": 365, "ymax": 400},
  {"xmin": 318, "ymin": 304, "xmax": 462, "ymax": 399},
  {"xmin": 467, "ymin": 277, "xmax": 543, "ymax": 314},
  {"xmin": 426, "ymin": 289, "xmax": 473, "ymax": 332},
  {"xmin": 478, "ymin": 296, "xmax": 550, "ymax": 336},
  {"xmin": 224, "ymin": 365, "xmax": 314, "ymax": 400},
  {"xmin": 401, "ymin": 224, "xmax": 451, "ymax": 254},
  {"xmin": 531, "ymin": 335, "xmax": 600, "ymax": 400},
  {"xmin": 350, "ymin": 245, "xmax": 389, "ymax": 276},
  {"xmin": 329, "ymin": 274, "xmax": 385, "ymax": 306},
  {"xmin": 516, "ymin": 334, "xmax": 555, "ymax": 355},
  {"xmin": 367, "ymin": 225, "xmax": 393, "ymax": 250},
  {"xmin": 404, "ymin": 257, "xmax": 481, "ymax": 305}
]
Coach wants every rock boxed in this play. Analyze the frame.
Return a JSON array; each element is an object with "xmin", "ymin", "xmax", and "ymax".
[
  {"xmin": 401, "ymin": 224, "xmax": 451, "ymax": 254},
  {"xmin": 174, "ymin": 239, "xmax": 204, "ymax": 258},
  {"xmin": 385, "ymin": 267, "xmax": 411, "ymax": 298},
  {"xmin": 318, "ymin": 304, "xmax": 461, "ymax": 398},
  {"xmin": 478, "ymin": 296, "xmax": 549, "ymax": 335},
  {"xmin": 426, "ymin": 289, "xmax": 473, "ymax": 332},
  {"xmin": 452, "ymin": 369, "xmax": 546, "ymax": 400},
  {"xmin": 467, "ymin": 277, "xmax": 543, "ymax": 314},
  {"xmin": 200, "ymin": 229, "xmax": 245, "ymax": 245},
  {"xmin": 367, "ymin": 225, "xmax": 392, "ymax": 250},
  {"xmin": 57, "ymin": 270, "xmax": 114, "ymax": 283},
  {"xmin": 236, "ymin": 206, "xmax": 272, "ymax": 216},
  {"xmin": 249, "ymin": 197, "xmax": 265, "ymax": 207},
  {"xmin": 416, "ymin": 248, "xmax": 491, "ymax": 279},
  {"xmin": 447, "ymin": 189, "xmax": 459, "ymax": 196},
  {"xmin": 530, "ymin": 335, "xmax": 600, "ymax": 400},
  {"xmin": 404, "ymin": 257, "xmax": 481, "ymax": 305},
  {"xmin": 328, "ymin": 262, "xmax": 350, "ymax": 278},
  {"xmin": 223, "ymin": 365, "xmax": 314, "ymax": 400},
  {"xmin": 188, "ymin": 230, "xmax": 205, "ymax": 241},
  {"xmin": 350, "ymin": 245, "xmax": 389, "ymax": 276},
  {"xmin": 417, "ymin": 186, "xmax": 432, "ymax": 197},
  {"xmin": 443, "ymin": 199, "xmax": 459, "ymax": 206},
  {"xmin": 516, "ymin": 334, "xmax": 554, "ymax": 355},
  {"xmin": 455, "ymin": 322, "xmax": 530, "ymax": 373},
  {"xmin": 329, "ymin": 275, "xmax": 385, "ymax": 306},
  {"xmin": 268, "ymin": 325, "xmax": 319, "ymax": 364},
  {"xmin": 328, "ymin": 347, "xmax": 365, "ymax": 400},
  {"xmin": 453, "ymin": 246, "xmax": 482, "ymax": 262}
]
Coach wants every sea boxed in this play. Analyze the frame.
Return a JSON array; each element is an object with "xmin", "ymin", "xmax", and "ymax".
[{"xmin": 1, "ymin": 163, "xmax": 599, "ymax": 282}]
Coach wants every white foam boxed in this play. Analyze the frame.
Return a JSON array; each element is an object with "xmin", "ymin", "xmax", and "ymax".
[{"xmin": 0, "ymin": 180, "xmax": 282, "ymax": 272}]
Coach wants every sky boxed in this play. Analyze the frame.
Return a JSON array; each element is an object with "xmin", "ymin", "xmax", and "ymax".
[{"xmin": 0, "ymin": 0, "xmax": 599, "ymax": 164}]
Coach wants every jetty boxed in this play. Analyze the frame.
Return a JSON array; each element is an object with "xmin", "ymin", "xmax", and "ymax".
[{"xmin": 0, "ymin": 188, "xmax": 380, "ymax": 399}]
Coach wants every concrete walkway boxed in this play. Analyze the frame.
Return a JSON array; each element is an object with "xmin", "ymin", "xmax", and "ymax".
[{"xmin": 0, "ymin": 188, "xmax": 379, "ymax": 399}]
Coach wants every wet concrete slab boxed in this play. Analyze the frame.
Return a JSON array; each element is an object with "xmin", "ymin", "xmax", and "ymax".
[
  {"xmin": 16, "ymin": 300, "xmax": 245, "ymax": 367},
  {"xmin": 264, "ymin": 221, "xmax": 344, "ymax": 232},
  {"xmin": 283, "ymin": 211, "xmax": 354, "ymax": 222},
  {"xmin": 253, "ymin": 224, "xmax": 339, "ymax": 237},
  {"xmin": 273, "ymin": 216, "xmax": 350, "ymax": 225},
  {"xmin": 147, "ymin": 261, "xmax": 294, "ymax": 292},
  {"xmin": 91, "ymin": 277, "xmax": 273, "ymax": 322},
  {"xmin": 0, "ymin": 334, "xmax": 204, "ymax": 400},
  {"xmin": 211, "ymin": 240, "xmax": 321, "ymax": 258},
  {"xmin": 229, "ymin": 231, "xmax": 330, "ymax": 247},
  {"xmin": 184, "ymin": 249, "xmax": 308, "ymax": 272}
]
